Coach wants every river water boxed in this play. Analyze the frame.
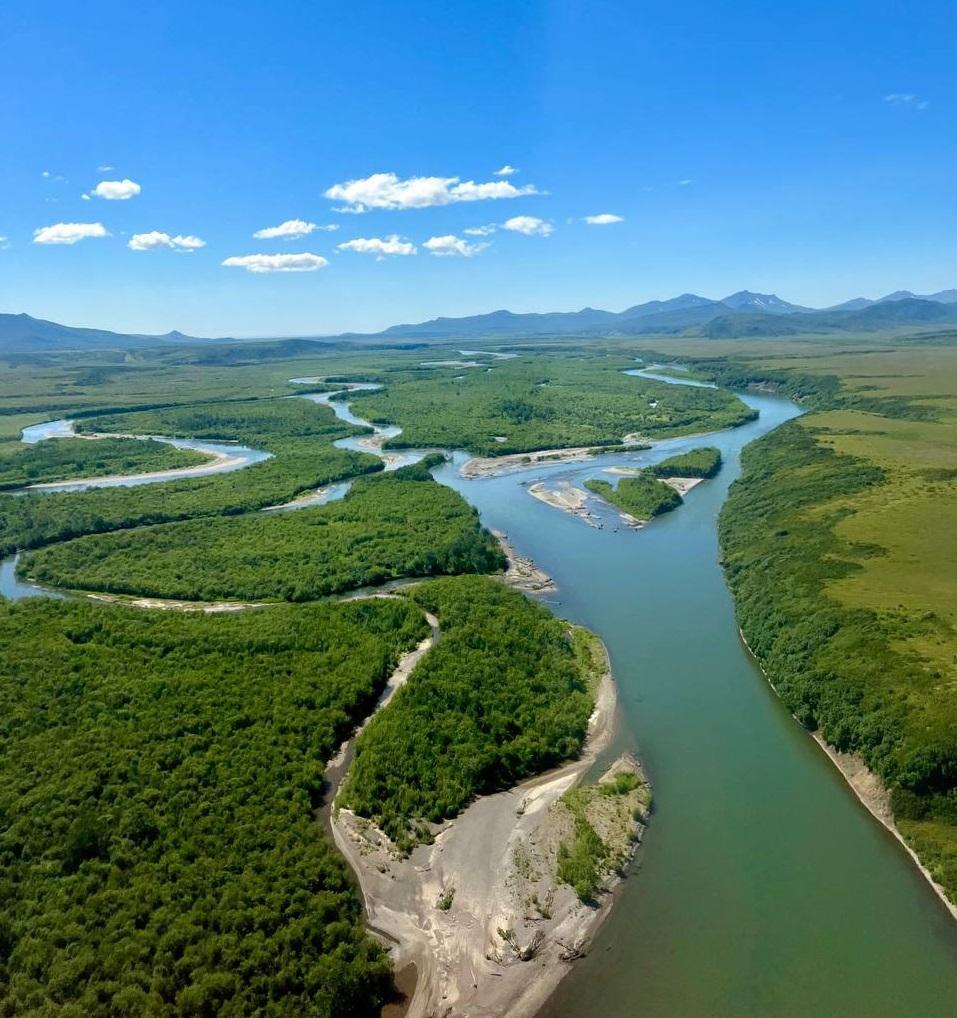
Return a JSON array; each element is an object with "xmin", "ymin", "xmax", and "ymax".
[
  {"xmin": 432, "ymin": 383, "xmax": 957, "ymax": 1017},
  {"xmin": 5, "ymin": 374, "xmax": 957, "ymax": 1014}
]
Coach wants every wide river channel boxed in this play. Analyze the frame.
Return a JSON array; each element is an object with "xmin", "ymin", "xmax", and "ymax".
[
  {"xmin": 436, "ymin": 381, "xmax": 957, "ymax": 1018},
  {"xmin": 4, "ymin": 372, "xmax": 957, "ymax": 1014}
]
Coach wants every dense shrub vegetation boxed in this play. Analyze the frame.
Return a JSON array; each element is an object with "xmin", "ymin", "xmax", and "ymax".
[
  {"xmin": 351, "ymin": 356, "xmax": 756, "ymax": 456},
  {"xmin": 0, "ymin": 595, "xmax": 429, "ymax": 1015},
  {"xmin": 0, "ymin": 399, "xmax": 380, "ymax": 556},
  {"xmin": 585, "ymin": 474, "xmax": 683, "ymax": 520},
  {"xmin": 648, "ymin": 446, "xmax": 722, "ymax": 479},
  {"xmin": 720, "ymin": 421, "xmax": 957, "ymax": 897},
  {"xmin": 0, "ymin": 437, "xmax": 207, "ymax": 490},
  {"xmin": 21, "ymin": 468, "xmax": 505, "ymax": 601},
  {"xmin": 338, "ymin": 577, "xmax": 597, "ymax": 849}
]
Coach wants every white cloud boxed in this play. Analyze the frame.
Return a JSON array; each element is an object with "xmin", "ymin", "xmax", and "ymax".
[
  {"xmin": 97, "ymin": 164, "xmax": 115, "ymax": 173},
  {"xmin": 90, "ymin": 178, "xmax": 141, "ymax": 200},
  {"xmin": 324, "ymin": 172, "xmax": 540, "ymax": 212},
  {"xmin": 0, "ymin": 236, "xmax": 8, "ymax": 250},
  {"xmin": 423, "ymin": 234, "xmax": 488, "ymax": 257},
  {"xmin": 494, "ymin": 164, "xmax": 518, "ymax": 176},
  {"xmin": 884, "ymin": 92, "xmax": 929, "ymax": 110},
  {"xmin": 678, "ymin": 178, "xmax": 694, "ymax": 186},
  {"xmin": 464, "ymin": 224, "xmax": 497, "ymax": 236},
  {"xmin": 222, "ymin": 252, "xmax": 329, "ymax": 273},
  {"xmin": 502, "ymin": 215, "xmax": 553, "ymax": 237},
  {"xmin": 583, "ymin": 213, "xmax": 624, "ymax": 225},
  {"xmin": 33, "ymin": 222, "xmax": 108, "ymax": 245},
  {"xmin": 252, "ymin": 218, "xmax": 337, "ymax": 239},
  {"xmin": 337, "ymin": 234, "xmax": 416, "ymax": 256},
  {"xmin": 129, "ymin": 231, "xmax": 206, "ymax": 251}
]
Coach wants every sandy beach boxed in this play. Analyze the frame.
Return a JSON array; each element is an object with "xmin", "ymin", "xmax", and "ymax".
[
  {"xmin": 461, "ymin": 440, "xmax": 651, "ymax": 479},
  {"xmin": 527, "ymin": 481, "xmax": 599, "ymax": 527}
]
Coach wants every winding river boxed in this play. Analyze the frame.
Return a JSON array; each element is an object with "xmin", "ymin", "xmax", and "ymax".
[{"xmin": 3, "ymin": 370, "xmax": 957, "ymax": 1014}]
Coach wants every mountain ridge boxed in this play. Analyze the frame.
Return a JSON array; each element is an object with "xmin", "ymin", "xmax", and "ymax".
[{"xmin": 4, "ymin": 286, "xmax": 957, "ymax": 353}]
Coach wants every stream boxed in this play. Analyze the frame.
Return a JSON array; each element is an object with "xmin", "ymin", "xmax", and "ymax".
[{"xmin": 3, "ymin": 370, "xmax": 957, "ymax": 1015}]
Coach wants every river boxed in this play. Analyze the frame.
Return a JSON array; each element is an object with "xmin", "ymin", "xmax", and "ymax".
[
  {"xmin": 5, "ymin": 372, "xmax": 957, "ymax": 1014},
  {"xmin": 432, "ymin": 380, "xmax": 957, "ymax": 1017}
]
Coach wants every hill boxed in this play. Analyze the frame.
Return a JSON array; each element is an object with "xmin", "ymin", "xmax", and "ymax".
[{"xmin": 0, "ymin": 313, "xmax": 218, "ymax": 354}]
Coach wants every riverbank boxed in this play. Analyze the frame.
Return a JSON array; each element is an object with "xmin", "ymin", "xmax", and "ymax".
[
  {"xmin": 330, "ymin": 635, "xmax": 646, "ymax": 1018},
  {"xmin": 527, "ymin": 481, "xmax": 599, "ymax": 526},
  {"xmin": 494, "ymin": 530, "xmax": 556, "ymax": 593},
  {"xmin": 739, "ymin": 627, "xmax": 957, "ymax": 921},
  {"xmin": 462, "ymin": 443, "xmax": 650, "ymax": 479}
]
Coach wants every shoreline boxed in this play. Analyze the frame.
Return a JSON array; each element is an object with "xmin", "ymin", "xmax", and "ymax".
[
  {"xmin": 737, "ymin": 628, "xmax": 957, "ymax": 921},
  {"xmin": 330, "ymin": 636, "xmax": 647, "ymax": 1018},
  {"xmin": 493, "ymin": 530, "xmax": 556, "ymax": 593},
  {"xmin": 461, "ymin": 442, "xmax": 652, "ymax": 479}
]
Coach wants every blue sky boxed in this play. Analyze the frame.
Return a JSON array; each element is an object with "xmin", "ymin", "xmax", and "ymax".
[{"xmin": 2, "ymin": 1, "xmax": 954, "ymax": 337}]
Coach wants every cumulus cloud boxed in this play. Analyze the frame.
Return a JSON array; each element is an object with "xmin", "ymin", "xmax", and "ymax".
[
  {"xmin": 324, "ymin": 172, "xmax": 539, "ymax": 212},
  {"xmin": 33, "ymin": 222, "xmax": 108, "ymax": 245},
  {"xmin": 337, "ymin": 235, "xmax": 416, "ymax": 256},
  {"xmin": 90, "ymin": 178, "xmax": 141, "ymax": 200},
  {"xmin": 494, "ymin": 165, "xmax": 518, "ymax": 176},
  {"xmin": 252, "ymin": 218, "xmax": 339, "ymax": 239},
  {"xmin": 128, "ymin": 231, "xmax": 206, "ymax": 251},
  {"xmin": 884, "ymin": 92, "xmax": 929, "ymax": 110},
  {"xmin": 222, "ymin": 252, "xmax": 329, "ymax": 273},
  {"xmin": 502, "ymin": 215, "xmax": 553, "ymax": 237},
  {"xmin": 464, "ymin": 224, "xmax": 497, "ymax": 236},
  {"xmin": 583, "ymin": 213, "xmax": 624, "ymax": 225},
  {"xmin": 423, "ymin": 234, "xmax": 488, "ymax": 257}
]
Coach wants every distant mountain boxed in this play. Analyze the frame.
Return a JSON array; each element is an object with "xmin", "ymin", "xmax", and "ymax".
[
  {"xmin": 720, "ymin": 291, "xmax": 814, "ymax": 314},
  {"xmin": 705, "ymin": 298, "xmax": 957, "ymax": 338},
  {"xmin": 827, "ymin": 289, "xmax": 957, "ymax": 312},
  {"xmin": 618, "ymin": 293, "xmax": 721, "ymax": 319},
  {"xmin": 0, "ymin": 313, "xmax": 218, "ymax": 354},
  {"xmin": 7, "ymin": 284, "xmax": 957, "ymax": 352}
]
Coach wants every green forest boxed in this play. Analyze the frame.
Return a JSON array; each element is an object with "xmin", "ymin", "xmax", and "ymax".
[
  {"xmin": 585, "ymin": 473, "xmax": 683, "ymax": 520},
  {"xmin": 648, "ymin": 446, "xmax": 722, "ymax": 478},
  {"xmin": 0, "ymin": 595, "xmax": 429, "ymax": 1016},
  {"xmin": 0, "ymin": 437, "xmax": 207, "ymax": 491},
  {"xmin": 0, "ymin": 399, "xmax": 380, "ymax": 557},
  {"xmin": 338, "ymin": 577, "xmax": 597, "ymax": 849},
  {"xmin": 720, "ymin": 420, "xmax": 957, "ymax": 897},
  {"xmin": 349, "ymin": 355, "xmax": 756, "ymax": 456},
  {"xmin": 20, "ymin": 465, "xmax": 505, "ymax": 602}
]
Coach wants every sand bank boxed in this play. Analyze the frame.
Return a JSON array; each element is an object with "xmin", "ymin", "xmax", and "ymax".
[{"xmin": 331, "ymin": 639, "xmax": 650, "ymax": 1017}]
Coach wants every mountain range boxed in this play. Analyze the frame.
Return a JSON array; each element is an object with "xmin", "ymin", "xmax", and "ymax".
[
  {"xmin": 379, "ymin": 289, "xmax": 957, "ymax": 339},
  {"xmin": 3, "ymin": 288, "xmax": 957, "ymax": 353}
]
